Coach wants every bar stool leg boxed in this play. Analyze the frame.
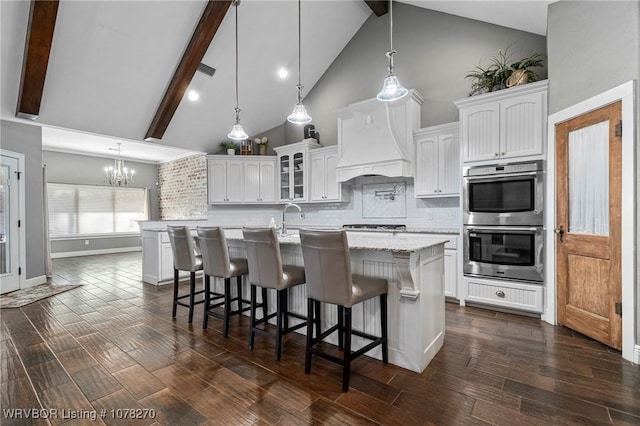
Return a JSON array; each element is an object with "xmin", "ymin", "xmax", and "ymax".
[
  {"xmin": 188, "ymin": 271, "xmax": 196, "ymax": 324},
  {"xmin": 342, "ymin": 307, "xmax": 352, "ymax": 392},
  {"xmin": 203, "ymin": 275, "xmax": 211, "ymax": 329},
  {"xmin": 381, "ymin": 294, "xmax": 388, "ymax": 364},
  {"xmin": 282, "ymin": 289, "xmax": 289, "ymax": 331},
  {"xmin": 172, "ymin": 268, "xmax": 179, "ymax": 318},
  {"xmin": 249, "ymin": 284, "xmax": 257, "ymax": 350},
  {"xmin": 261, "ymin": 288, "xmax": 268, "ymax": 319},
  {"xmin": 236, "ymin": 276, "xmax": 243, "ymax": 311},
  {"xmin": 337, "ymin": 305, "xmax": 344, "ymax": 350},
  {"xmin": 275, "ymin": 290, "xmax": 283, "ymax": 361},
  {"xmin": 314, "ymin": 300, "xmax": 321, "ymax": 340},
  {"xmin": 223, "ymin": 278, "xmax": 231, "ymax": 337},
  {"xmin": 305, "ymin": 298, "xmax": 314, "ymax": 374}
]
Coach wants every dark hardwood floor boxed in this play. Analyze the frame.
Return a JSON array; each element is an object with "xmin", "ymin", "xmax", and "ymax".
[{"xmin": 2, "ymin": 252, "xmax": 639, "ymax": 425}]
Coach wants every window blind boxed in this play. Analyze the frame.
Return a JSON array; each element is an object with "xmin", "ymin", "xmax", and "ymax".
[{"xmin": 48, "ymin": 183, "xmax": 146, "ymax": 237}]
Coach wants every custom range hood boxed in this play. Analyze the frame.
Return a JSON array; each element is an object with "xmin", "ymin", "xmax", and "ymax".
[{"xmin": 335, "ymin": 89, "xmax": 423, "ymax": 182}]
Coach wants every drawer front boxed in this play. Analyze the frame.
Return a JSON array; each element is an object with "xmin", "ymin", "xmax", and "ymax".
[{"xmin": 465, "ymin": 278, "xmax": 543, "ymax": 313}]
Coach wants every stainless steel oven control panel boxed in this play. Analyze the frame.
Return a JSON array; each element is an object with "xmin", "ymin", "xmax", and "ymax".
[{"xmin": 464, "ymin": 160, "xmax": 543, "ymax": 177}]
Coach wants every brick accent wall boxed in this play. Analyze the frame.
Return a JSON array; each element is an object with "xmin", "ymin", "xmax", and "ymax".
[{"xmin": 158, "ymin": 154, "xmax": 207, "ymax": 220}]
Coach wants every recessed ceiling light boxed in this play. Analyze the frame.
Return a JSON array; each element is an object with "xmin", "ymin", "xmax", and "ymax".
[
  {"xmin": 277, "ymin": 68, "xmax": 289, "ymax": 79},
  {"xmin": 187, "ymin": 90, "xmax": 200, "ymax": 101}
]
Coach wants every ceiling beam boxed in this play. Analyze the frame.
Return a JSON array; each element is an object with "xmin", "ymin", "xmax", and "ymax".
[
  {"xmin": 16, "ymin": 0, "xmax": 59, "ymax": 120},
  {"xmin": 144, "ymin": 0, "xmax": 232, "ymax": 142},
  {"xmin": 364, "ymin": 1, "xmax": 388, "ymax": 17}
]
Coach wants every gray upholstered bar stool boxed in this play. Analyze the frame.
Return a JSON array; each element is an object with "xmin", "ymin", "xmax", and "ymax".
[
  {"xmin": 167, "ymin": 225, "xmax": 204, "ymax": 324},
  {"xmin": 242, "ymin": 227, "xmax": 308, "ymax": 361},
  {"xmin": 299, "ymin": 229, "xmax": 388, "ymax": 392},
  {"xmin": 196, "ymin": 227, "xmax": 250, "ymax": 336}
]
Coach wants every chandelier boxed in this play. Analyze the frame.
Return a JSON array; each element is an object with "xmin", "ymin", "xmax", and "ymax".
[{"xmin": 105, "ymin": 143, "xmax": 134, "ymax": 186}]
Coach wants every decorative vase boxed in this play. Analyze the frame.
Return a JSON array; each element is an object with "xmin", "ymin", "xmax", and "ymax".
[
  {"xmin": 506, "ymin": 69, "xmax": 529, "ymax": 88},
  {"xmin": 258, "ymin": 145, "xmax": 267, "ymax": 156},
  {"xmin": 227, "ymin": 149, "xmax": 235, "ymax": 155}
]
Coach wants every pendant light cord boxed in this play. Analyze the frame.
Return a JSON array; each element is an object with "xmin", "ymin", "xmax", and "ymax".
[
  {"xmin": 296, "ymin": 0, "xmax": 302, "ymax": 103},
  {"xmin": 389, "ymin": 0, "xmax": 393, "ymax": 52},
  {"xmin": 387, "ymin": 0, "xmax": 395, "ymax": 74},
  {"xmin": 234, "ymin": 0, "xmax": 240, "ymax": 122}
]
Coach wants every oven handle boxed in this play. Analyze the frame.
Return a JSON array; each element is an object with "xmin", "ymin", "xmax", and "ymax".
[
  {"xmin": 464, "ymin": 171, "xmax": 539, "ymax": 181},
  {"xmin": 466, "ymin": 226, "xmax": 540, "ymax": 233}
]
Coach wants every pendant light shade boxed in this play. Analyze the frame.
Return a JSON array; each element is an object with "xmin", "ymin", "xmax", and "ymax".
[
  {"xmin": 287, "ymin": 0, "xmax": 312, "ymax": 124},
  {"xmin": 287, "ymin": 88, "xmax": 312, "ymax": 124},
  {"xmin": 376, "ymin": 0, "xmax": 408, "ymax": 102},
  {"xmin": 227, "ymin": 0, "xmax": 248, "ymax": 141},
  {"xmin": 227, "ymin": 120, "xmax": 248, "ymax": 141}
]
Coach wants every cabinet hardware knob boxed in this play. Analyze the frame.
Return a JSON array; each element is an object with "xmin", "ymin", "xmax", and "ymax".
[
  {"xmin": 496, "ymin": 290, "xmax": 506, "ymax": 298},
  {"xmin": 501, "ymin": 152, "xmax": 505, "ymax": 156},
  {"xmin": 494, "ymin": 152, "xmax": 499, "ymax": 157}
]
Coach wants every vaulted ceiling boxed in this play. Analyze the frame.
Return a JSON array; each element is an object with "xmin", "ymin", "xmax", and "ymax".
[{"xmin": 1, "ymin": 1, "xmax": 551, "ymax": 161}]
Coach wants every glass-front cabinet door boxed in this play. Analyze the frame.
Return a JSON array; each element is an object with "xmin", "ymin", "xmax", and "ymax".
[
  {"xmin": 274, "ymin": 140, "xmax": 320, "ymax": 203},
  {"xmin": 280, "ymin": 154, "xmax": 291, "ymax": 201},
  {"xmin": 292, "ymin": 152, "xmax": 304, "ymax": 200}
]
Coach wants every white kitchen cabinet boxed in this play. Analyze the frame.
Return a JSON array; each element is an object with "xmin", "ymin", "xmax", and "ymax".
[
  {"xmin": 207, "ymin": 156, "xmax": 277, "ymax": 204},
  {"xmin": 464, "ymin": 276, "xmax": 543, "ymax": 314},
  {"xmin": 414, "ymin": 122, "xmax": 460, "ymax": 197},
  {"xmin": 386, "ymin": 231, "xmax": 460, "ymax": 300},
  {"xmin": 243, "ymin": 158, "xmax": 276, "ymax": 203},
  {"xmin": 444, "ymin": 249, "xmax": 457, "ymax": 299},
  {"xmin": 274, "ymin": 139, "xmax": 321, "ymax": 203},
  {"xmin": 142, "ymin": 230, "xmax": 193, "ymax": 285},
  {"xmin": 310, "ymin": 146, "xmax": 349, "ymax": 202},
  {"xmin": 455, "ymin": 80, "xmax": 548, "ymax": 164},
  {"xmin": 207, "ymin": 157, "xmax": 243, "ymax": 204}
]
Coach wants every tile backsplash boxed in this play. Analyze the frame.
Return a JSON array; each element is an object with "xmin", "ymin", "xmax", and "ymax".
[{"xmin": 207, "ymin": 176, "xmax": 460, "ymax": 230}]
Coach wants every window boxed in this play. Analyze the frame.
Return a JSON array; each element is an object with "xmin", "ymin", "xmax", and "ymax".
[{"xmin": 48, "ymin": 183, "xmax": 147, "ymax": 237}]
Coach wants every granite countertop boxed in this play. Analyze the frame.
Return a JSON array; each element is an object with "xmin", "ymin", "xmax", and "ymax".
[{"xmin": 222, "ymin": 229, "xmax": 448, "ymax": 255}]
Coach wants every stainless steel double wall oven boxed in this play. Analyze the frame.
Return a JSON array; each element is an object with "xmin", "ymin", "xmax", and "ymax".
[{"xmin": 463, "ymin": 160, "xmax": 544, "ymax": 282}]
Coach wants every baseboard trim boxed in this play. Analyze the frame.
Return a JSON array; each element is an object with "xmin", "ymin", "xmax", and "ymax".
[
  {"xmin": 634, "ymin": 345, "xmax": 640, "ymax": 364},
  {"xmin": 23, "ymin": 275, "xmax": 47, "ymax": 289},
  {"xmin": 51, "ymin": 247, "xmax": 141, "ymax": 259}
]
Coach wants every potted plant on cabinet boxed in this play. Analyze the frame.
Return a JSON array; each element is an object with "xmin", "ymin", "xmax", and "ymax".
[
  {"xmin": 219, "ymin": 141, "xmax": 238, "ymax": 155},
  {"xmin": 465, "ymin": 46, "xmax": 544, "ymax": 96}
]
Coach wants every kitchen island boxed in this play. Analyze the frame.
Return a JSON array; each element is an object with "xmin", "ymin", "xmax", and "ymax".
[{"xmin": 140, "ymin": 226, "xmax": 447, "ymax": 373}]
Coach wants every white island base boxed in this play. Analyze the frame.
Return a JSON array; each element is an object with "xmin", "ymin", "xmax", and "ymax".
[
  {"xmin": 141, "ymin": 227, "xmax": 446, "ymax": 373},
  {"xmin": 224, "ymin": 231, "xmax": 446, "ymax": 374}
]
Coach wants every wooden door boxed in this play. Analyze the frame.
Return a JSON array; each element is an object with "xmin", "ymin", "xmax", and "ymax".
[{"xmin": 556, "ymin": 101, "xmax": 622, "ymax": 349}]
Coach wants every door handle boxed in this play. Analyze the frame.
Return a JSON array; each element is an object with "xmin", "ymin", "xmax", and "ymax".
[{"xmin": 554, "ymin": 225, "xmax": 564, "ymax": 242}]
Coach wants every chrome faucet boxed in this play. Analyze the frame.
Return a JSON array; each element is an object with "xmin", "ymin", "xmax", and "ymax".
[{"xmin": 281, "ymin": 202, "xmax": 304, "ymax": 235}]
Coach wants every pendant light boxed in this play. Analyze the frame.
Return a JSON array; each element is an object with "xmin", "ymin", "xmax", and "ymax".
[
  {"xmin": 227, "ymin": 0, "xmax": 248, "ymax": 141},
  {"xmin": 376, "ymin": 0, "xmax": 408, "ymax": 102},
  {"xmin": 287, "ymin": 0, "xmax": 312, "ymax": 124}
]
